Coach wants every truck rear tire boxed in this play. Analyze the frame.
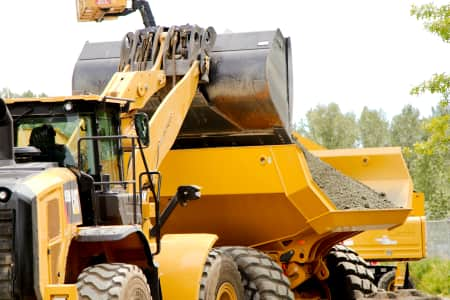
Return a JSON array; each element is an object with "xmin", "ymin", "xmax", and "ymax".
[
  {"xmin": 378, "ymin": 269, "xmax": 415, "ymax": 291},
  {"xmin": 221, "ymin": 246, "xmax": 294, "ymax": 300},
  {"xmin": 378, "ymin": 270, "xmax": 396, "ymax": 291},
  {"xmin": 199, "ymin": 248, "xmax": 245, "ymax": 300},
  {"xmin": 325, "ymin": 245, "xmax": 377, "ymax": 300},
  {"xmin": 77, "ymin": 263, "xmax": 152, "ymax": 300}
]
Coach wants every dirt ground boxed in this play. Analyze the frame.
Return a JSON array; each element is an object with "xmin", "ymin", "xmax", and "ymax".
[{"xmin": 360, "ymin": 289, "xmax": 449, "ymax": 300}]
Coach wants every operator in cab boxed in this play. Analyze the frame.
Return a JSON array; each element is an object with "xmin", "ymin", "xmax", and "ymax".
[{"xmin": 29, "ymin": 124, "xmax": 75, "ymax": 167}]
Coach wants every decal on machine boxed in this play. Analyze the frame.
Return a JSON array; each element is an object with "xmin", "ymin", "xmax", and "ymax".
[
  {"xmin": 375, "ymin": 235, "xmax": 398, "ymax": 245},
  {"xmin": 63, "ymin": 180, "xmax": 82, "ymax": 224}
]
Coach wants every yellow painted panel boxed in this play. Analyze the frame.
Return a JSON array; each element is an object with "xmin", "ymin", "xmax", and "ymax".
[
  {"xmin": 5, "ymin": 95, "xmax": 101, "ymax": 104},
  {"xmin": 159, "ymin": 146, "xmax": 284, "ymax": 196},
  {"xmin": 44, "ymin": 284, "xmax": 78, "ymax": 300},
  {"xmin": 347, "ymin": 216, "xmax": 426, "ymax": 260},
  {"xmin": 292, "ymin": 132, "xmax": 326, "ymax": 150},
  {"xmin": 158, "ymin": 144, "xmax": 412, "ymax": 246},
  {"xmin": 410, "ymin": 192, "xmax": 425, "ymax": 217},
  {"xmin": 24, "ymin": 168, "xmax": 81, "ymax": 297},
  {"xmin": 155, "ymin": 234, "xmax": 217, "ymax": 300}
]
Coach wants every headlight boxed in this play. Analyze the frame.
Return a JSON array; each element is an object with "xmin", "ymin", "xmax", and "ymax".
[
  {"xmin": 0, "ymin": 188, "xmax": 11, "ymax": 203},
  {"xmin": 64, "ymin": 101, "xmax": 74, "ymax": 112}
]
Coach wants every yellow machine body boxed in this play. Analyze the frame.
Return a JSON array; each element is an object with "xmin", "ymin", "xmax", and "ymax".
[
  {"xmin": 347, "ymin": 192, "xmax": 426, "ymax": 261},
  {"xmin": 155, "ymin": 234, "xmax": 218, "ymax": 299},
  {"xmin": 3, "ymin": 23, "xmax": 216, "ymax": 298},
  {"xmin": 2, "ymin": 1, "xmax": 421, "ymax": 296},
  {"xmin": 23, "ymin": 167, "xmax": 82, "ymax": 299},
  {"xmin": 76, "ymin": 0, "xmax": 127, "ymax": 22},
  {"xmin": 159, "ymin": 145, "xmax": 411, "ymax": 242},
  {"xmin": 4, "ymin": 160, "xmax": 216, "ymax": 299},
  {"xmin": 157, "ymin": 143, "xmax": 412, "ymax": 287}
]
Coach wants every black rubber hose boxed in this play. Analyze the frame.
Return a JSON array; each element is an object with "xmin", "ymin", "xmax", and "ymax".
[{"xmin": 135, "ymin": 0, "xmax": 156, "ymax": 27}]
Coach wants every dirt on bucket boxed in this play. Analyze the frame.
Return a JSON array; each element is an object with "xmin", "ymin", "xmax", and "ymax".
[{"xmin": 299, "ymin": 145, "xmax": 397, "ymax": 210}]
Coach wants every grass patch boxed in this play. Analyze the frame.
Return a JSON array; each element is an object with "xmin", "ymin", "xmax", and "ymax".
[{"xmin": 410, "ymin": 257, "xmax": 450, "ymax": 296}]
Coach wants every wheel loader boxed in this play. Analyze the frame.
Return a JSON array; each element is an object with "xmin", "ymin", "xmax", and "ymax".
[{"xmin": 1, "ymin": 0, "xmax": 415, "ymax": 299}]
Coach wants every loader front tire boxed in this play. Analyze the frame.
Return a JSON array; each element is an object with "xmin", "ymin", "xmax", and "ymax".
[
  {"xmin": 221, "ymin": 246, "xmax": 294, "ymax": 300},
  {"xmin": 77, "ymin": 263, "xmax": 152, "ymax": 300},
  {"xmin": 199, "ymin": 248, "xmax": 244, "ymax": 300},
  {"xmin": 325, "ymin": 245, "xmax": 377, "ymax": 300}
]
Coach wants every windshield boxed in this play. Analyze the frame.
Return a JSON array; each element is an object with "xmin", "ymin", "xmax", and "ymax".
[{"xmin": 15, "ymin": 112, "xmax": 121, "ymax": 181}]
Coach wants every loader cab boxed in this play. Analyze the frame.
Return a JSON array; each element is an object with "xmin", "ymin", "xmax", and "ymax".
[
  {"xmin": 7, "ymin": 97, "xmax": 144, "ymax": 226},
  {"xmin": 8, "ymin": 98, "xmax": 123, "ymax": 183},
  {"xmin": 7, "ymin": 97, "xmax": 141, "ymax": 226}
]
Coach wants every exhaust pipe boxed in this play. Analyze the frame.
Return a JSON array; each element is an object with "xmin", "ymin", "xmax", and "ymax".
[{"xmin": 0, "ymin": 99, "xmax": 14, "ymax": 166}]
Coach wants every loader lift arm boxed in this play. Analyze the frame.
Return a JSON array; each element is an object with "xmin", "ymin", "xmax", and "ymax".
[
  {"xmin": 102, "ymin": 25, "xmax": 215, "ymax": 171},
  {"xmin": 94, "ymin": 25, "xmax": 215, "ymax": 252}
]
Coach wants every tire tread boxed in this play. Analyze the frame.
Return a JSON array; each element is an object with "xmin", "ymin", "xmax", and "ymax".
[
  {"xmin": 221, "ymin": 246, "xmax": 294, "ymax": 300},
  {"xmin": 77, "ymin": 263, "xmax": 151, "ymax": 300}
]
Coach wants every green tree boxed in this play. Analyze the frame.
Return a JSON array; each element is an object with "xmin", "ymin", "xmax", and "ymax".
[
  {"xmin": 389, "ymin": 104, "xmax": 424, "ymax": 148},
  {"xmin": 405, "ymin": 104, "xmax": 449, "ymax": 219},
  {"xmin": 0, "ymin": 88, "xmax": 47, "ymax": 99},
  {"xmin": 411, "ymin": 3, "xmax": 450, "ymax": 43},
  {"xmin": 298, "ymin": 103, "xmax": 358, "ymax": 149},
  {"xmin": 408, "ymin": 3, "xmax": 450, "ymax": 219},
  {"xmin": 358, "ymin": 106, "xmax": 389, "ymax": 147},
  {"xmin": 21, "ymin": 90, "xmax": 35, "ymax": 98}
]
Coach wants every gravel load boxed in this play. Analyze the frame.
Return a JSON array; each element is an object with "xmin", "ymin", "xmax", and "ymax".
[{"xmin": 299, "ymin": 145, "xmax": 397, "ymax": 210}]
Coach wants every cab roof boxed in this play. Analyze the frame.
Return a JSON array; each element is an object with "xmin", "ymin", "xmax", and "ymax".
[{"xmin": 5, "ymin": 95, "xmax": 131, "ymax": 107}]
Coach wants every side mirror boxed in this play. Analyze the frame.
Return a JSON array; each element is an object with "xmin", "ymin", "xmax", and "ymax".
[{"xmin": 134, "ymin": 112, "xmax": 150, "ymax": 146}]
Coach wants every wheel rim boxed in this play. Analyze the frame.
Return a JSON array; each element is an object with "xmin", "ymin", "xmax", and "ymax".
[
  {"xmin": 216, "ymin": 282, "xmax": 238, "ymax": 300},
  {"xmin": 387, "ymin": 279, "xmax": 396, "ymax": 291}
]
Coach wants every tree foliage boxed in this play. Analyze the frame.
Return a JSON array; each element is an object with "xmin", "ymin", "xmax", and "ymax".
[
  {"xmin": 0, "ymin": 87, "xmax": 47, "ymax": 99},
  {"xmin": 358, "ymin": 107, "xmax": 389, "ymax": 147},
  {"xmin": 411, "ymin": 3, "xmax": 450, "ymax": 43},
  {"xmin": 295, "ymin": 99, "xmax": 447, "ymax": 219},
  {"xmin": 298, "ymin": 103, "xmax": 358, "ymax": 149},
  {"xmin": 390, "ymin": 104, "xmax": 424, "ymax": 148},
  {"xmin": 407, "ymin": 2, "xmax": 450, "ymax": 219}
]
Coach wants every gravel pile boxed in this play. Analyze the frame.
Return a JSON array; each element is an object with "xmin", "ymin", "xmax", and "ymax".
[{"xmin": 299, "ymin": 145, "xmax": 397, "ymax": 210}]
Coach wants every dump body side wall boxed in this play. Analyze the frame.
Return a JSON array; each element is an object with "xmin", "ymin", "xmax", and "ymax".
[{"xmin": 157, "ymin": 144, "xmax": 411, "ymax": 247}]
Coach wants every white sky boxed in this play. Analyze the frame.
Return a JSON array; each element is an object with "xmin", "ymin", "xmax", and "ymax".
[{"xmin": 0, "ymin": 0, "xmax": 449, "ymax": 122}]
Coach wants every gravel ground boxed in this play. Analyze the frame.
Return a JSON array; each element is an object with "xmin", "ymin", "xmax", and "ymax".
[
  {"xmin": 299, "ymin": 145, "xmax": 397, "ymax": 210},
  {"xmin": 360, "ymin": 289, "xmax": 448, "ymax": 300}
]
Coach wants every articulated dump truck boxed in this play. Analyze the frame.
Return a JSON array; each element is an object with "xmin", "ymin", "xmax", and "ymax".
[{"xmin": 0, "ymin": 1, "xmax": 413, "ymax": 299}]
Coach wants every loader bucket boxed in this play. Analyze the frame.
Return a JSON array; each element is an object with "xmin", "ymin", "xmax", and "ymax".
[
  {"xmin": 156, "ymin": 144, "xmax": 412, "ymax": 247},
  {"xmin": 72, "ymin": 29, "xmax": 293, "ymax": 146}
]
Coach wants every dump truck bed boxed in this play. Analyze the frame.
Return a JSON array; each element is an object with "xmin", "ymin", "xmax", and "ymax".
[{"xmin": 156, "ymin": 143, "xmax": 412, "ymax": 247}]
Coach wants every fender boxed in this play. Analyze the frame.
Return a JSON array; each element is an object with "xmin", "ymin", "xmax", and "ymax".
[
  {"xmin": 67, "ymin": 225, "xmax": 161, "ymax": 300},
  {"xmin": 155, "ymin": 233, "xmax": 218, "ymax": 299}
]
